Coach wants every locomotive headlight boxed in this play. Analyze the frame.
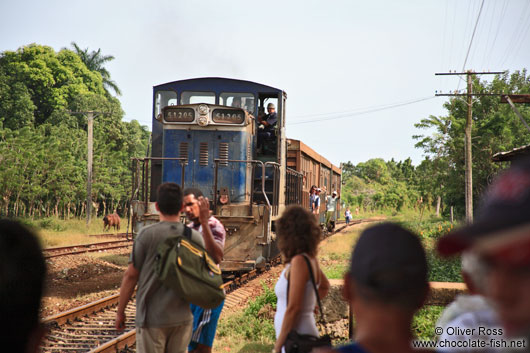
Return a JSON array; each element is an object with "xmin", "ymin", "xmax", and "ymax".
[
  {"xmin": 198, "ymin": 116, "xmax": 209, "ymax": 126},
  {"xmin": 198, "ymin": 104, "xmax": 209, "ymax": 115}
]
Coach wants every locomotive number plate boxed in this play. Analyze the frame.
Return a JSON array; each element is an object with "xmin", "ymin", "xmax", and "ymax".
[
  {"xmin": 164, "ymin": 107, "xmax": 195, "ymax": 122},
  {"xmin": 212, "ymin": 109, "xmax": 245, "ymax": 124}
]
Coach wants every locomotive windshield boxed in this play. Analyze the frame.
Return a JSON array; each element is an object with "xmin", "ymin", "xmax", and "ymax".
[
  {"xmin": 155, "ymin": 90, "xmax": 177, "ymax": 117},
  {"xmin": 220, "ymin": 93, "xmax": 255, "ymax": 114},
  {"xmin": 181, "ymin": 91, "xmax": 215, "ymax": 104}
]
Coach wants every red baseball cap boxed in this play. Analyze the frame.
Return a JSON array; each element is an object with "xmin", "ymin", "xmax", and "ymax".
[{"xmin": 437, "ymin": 158, "xmax": 530, "ymax": 266}]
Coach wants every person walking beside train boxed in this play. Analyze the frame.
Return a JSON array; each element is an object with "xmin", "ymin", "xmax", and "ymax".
[
  {"xmin": 273, "ymin": 205, "xmax": 330, "ymax": 353},
  {"xmin": 115, "ymin": 182, "xmax": 205, "ymax": 353},
  {"xmin": 325, "ymin": 191, "xmax": 340, "ymax": 231},
  {"xmin": 183, "ymin": 188, "xmax": 226, "ymax": 353},
  {"xmin": 257, "ymin": 102, "xmax": 278, "ymax": 153}
]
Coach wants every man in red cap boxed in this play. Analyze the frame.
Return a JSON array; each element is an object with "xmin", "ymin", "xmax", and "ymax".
[{"xmin": 437, "ymin": 158, "xmax": 530, "ymax": 344}]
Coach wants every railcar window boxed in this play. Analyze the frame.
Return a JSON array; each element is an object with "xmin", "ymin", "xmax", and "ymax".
[
  {"xmin": 155, "ymin": 91, "xmax": 178, "ymax": 117},
  {"xmin": 220, "ymin": 93, "xmax": 255, "ymax": 114},
  {"xmin": 181, "ymin": 91, "xmax": 215, "ymax": 105}
]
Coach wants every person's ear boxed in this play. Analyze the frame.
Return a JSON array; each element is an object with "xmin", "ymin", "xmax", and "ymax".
[
  {"xmin": 155, "ymin": 202, "xmax": 160, "ymax": 212},
  {"xmin": 462, "ymin": 272, "xmax": 478, "ymax": 294},
  {"xmin": 342, "ymin": 273, "xmax": 355, "ymax": 302},
  {"xmin": 418, "ymin": 283, "xmax": 431, "ymax": 309}
]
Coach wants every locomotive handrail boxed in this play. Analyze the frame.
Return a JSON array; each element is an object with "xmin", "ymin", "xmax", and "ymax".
[
  {"xmin": 213, "ymin": 158, "xmax": 273, "ymax": 243},
  {"xmin": 131, "ymin": 157, "xmax": 188, "ymax": 209},
  {"xmin": 212, "ymin": 158, "xmax": 271, "ymax": 209},
  {"xmin": 264, "ymin": 162, "xmax": 281, "ymax": 256},
  {"xmin": 265, "ymin": 162, "xmax": 281, "ymax": 216}
]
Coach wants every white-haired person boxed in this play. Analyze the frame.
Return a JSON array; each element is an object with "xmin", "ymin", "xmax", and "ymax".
[{"xmin": 436, "ymin": 252, "xmax": 501, "ymax": 352}]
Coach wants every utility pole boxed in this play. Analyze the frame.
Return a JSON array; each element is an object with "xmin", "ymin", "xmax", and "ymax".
[
  {"xmin": 87, "ymin": 111, "xmax": 94, "ymax": 227},
  {"xmin": 465, "ymin": 73, "xmax": 473, "ymax": 224},
  {"xmin": 435, "ymin": 70, "xmax": 504, "ymax": 224},
  {"xmin": 69, "ymin": 110, "xmax": 106, "ymax": 228}
]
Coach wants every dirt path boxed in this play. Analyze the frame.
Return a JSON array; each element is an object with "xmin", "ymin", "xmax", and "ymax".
[{"xmin": 41, "ymin": 250, "xmax": 129, "ymax": 317}]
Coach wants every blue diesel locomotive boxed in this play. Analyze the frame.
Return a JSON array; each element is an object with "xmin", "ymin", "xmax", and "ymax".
[{"xmin": 131, "ymin": 77, "xmax": 340, "ymax": 272}]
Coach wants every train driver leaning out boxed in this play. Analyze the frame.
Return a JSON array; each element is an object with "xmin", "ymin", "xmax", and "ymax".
[{"xmin": 257, "ymin": 103, "xmax": 278, "ymax": 152}]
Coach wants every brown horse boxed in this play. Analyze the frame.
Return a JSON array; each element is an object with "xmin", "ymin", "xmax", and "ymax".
[{"xmin": 103, "ymin": 213, "xmax": 121, "ymax": 232}]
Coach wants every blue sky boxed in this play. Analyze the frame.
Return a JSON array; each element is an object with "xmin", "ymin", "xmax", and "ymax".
[{"xmin": 1, "ymin": 0, "xmax": 529, "ymax": 166}]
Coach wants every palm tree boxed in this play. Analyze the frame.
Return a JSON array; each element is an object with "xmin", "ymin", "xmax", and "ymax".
[{"xmin": 71, "ymin": 42, "xmax": 121, "ymax": 96}]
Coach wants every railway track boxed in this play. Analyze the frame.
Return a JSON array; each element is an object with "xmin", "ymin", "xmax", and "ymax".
[
  {"xmin": 89, "ymin": 232, "xmax": 129, "ymax": 239},
  {"xmin": 41, "ymin": 294, "xmax": 137, "ymax": 353},
  {"xmin": 40, "ymin": 217, "xmax": 378, "ymax": 351},
  {"xmin": 44, "ymin": 240, "xmax": 132, "ymax": 259}
]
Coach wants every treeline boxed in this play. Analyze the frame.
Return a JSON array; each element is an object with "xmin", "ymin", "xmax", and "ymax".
[
  {"xmin": 0, "ymin": 44, "xmax": 150, "ymax": 219},
  {"xmin": 342, "ymin": 70, "xmax": 530, "ymax": 218}
]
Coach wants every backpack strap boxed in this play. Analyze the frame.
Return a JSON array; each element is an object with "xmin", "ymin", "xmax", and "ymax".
[
  {"xmin": 286, "ymin": 254, "xmax": 328, "ymax": 327},
  {"xmin": 184, "ymin": 225, "xmax": 192, "ymax": 239}
]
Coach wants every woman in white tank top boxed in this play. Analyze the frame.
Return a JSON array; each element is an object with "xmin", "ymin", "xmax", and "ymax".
[{"xmin": 273, "ymin": 206, "xmax": 330, "ymax": 353}]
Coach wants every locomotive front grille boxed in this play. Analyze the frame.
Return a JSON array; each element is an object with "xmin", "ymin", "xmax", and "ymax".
[
  {"xmin": 179, "ymin": 142, "xmax": 189, "ymax": 165},
  {"xmin": 219, "ymin": 143, "xmax": 229, "ymax": 166},
  {"xmin": 200, "ymin": 142, "xmax": 209, "ymax": 166}
]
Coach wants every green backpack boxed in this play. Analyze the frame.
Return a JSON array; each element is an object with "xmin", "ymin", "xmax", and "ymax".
[{"xmin": 155, "ymin": 226, "xmax": 226, "ymax": 309}]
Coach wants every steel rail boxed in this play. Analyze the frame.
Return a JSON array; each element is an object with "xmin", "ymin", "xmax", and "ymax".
[
  {"xmin": 43, "ymin": 240, "xmax": 132, "ymax": 259},
  {"xmin": 41, "ymin": 217, "xmax": 376, "ymax": 351}
]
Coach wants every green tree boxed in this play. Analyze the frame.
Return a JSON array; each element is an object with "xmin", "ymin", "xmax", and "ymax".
[
  {"xmin": 414, "ymin": 69, "xmax": 530, "ymax": 218},
  {"xmin": 71, "ymin": 42, "xmax": 121, "ymax": 96},
  {"xmin": 0, "ymin": 43, "xmax": 149, "ymax": 219}
]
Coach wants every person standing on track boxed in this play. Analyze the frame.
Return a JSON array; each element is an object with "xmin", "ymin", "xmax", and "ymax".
[
  {"xmin": 183, "ymin": 188, "xmax": 226, "ymax": 353},
  {"xmin": 115, "ymin": 182, "xmax": 205, "ymax": 353},
  {"xmin": 345, "ymin": 207, "xmax": 352, "ymax": 226}
]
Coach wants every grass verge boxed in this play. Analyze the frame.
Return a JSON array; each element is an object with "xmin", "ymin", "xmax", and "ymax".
[
  {"xmin": 215, "ymin": 282, "xmax": 276, "ymax": 352},
  {"xmin": 13, "ymin": 216, "xmax": 124, "ymax": 248}
]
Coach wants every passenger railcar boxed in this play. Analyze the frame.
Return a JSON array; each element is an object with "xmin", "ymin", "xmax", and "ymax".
[
  {"xmin": 287, "ymin": 139, "xmax": 342, "ymax": 229},
  {"xmin": 130, "ymin": 78, "xmax": 340, "ymax": 273}
]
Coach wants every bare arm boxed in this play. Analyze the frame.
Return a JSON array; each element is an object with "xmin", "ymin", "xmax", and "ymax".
[
  {"xmin": 198, "ymin": 196, "xmax": 224, "ymax": 264},
  {"xmin": 115, "ymin": 263, "xmax": 139, "ymax": 330},
  {"xmin": 317, "ymin": 266, "xmax": 330, "ymax": 302},
  {"xmin": 273, "ymin": 255, "xmax": 308, "ymax": 353}
]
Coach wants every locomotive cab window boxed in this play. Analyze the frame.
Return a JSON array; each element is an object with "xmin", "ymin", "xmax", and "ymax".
[
  {"xmin": 256, "ymin": 96, "xmax": 280, "ymax": 156},
  {"xmin": 155, "ymin": 90, "xmax": 177, "ymax": 117},
  {"xmin": 181, "ymin": 91, "xmax": 215, "ymax": 105},
  {"xmin": 220, "ymin": 93, "xmax": 255, "ymax": 114}
]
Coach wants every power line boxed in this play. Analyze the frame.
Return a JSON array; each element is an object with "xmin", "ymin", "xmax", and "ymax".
[
  {"xmin": 456, "ymin": 0, "xmax": 486, "ymax": 92},
  {"xmin": 290, "ymin": 97, "xmax": 433, "ymax": 120},
  {"xmin": 461, "ymin": 0, "xmax": 486, "ymax": 72},
  {"xmin": 501, "ymin": 1, "xmax": 530, "ymax": 68},
  {"xmin": 485, "ymin": 0, "xmax": 507, "ymax": 68},
  {"xmin": 289, "ymin": 96, "xmax": 436, "ymax": 125}
]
